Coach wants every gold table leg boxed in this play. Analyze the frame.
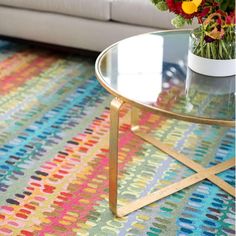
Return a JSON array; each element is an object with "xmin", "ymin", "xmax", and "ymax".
[
  {"xmin": 134, "ymin": 129, "xmax": 235, "ymax": 196},
  {"xmin": 109, "ymin": 97, "xmax": 124, "ymax": 215},
  {"xmin": 109, "ymin": 102, "xmax": 235, "ymax": 217}
]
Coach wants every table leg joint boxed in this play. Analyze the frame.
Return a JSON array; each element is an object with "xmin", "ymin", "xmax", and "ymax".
[{"xmin": 109, "ymin": 104, "xmax": 235, "ymax": 217}]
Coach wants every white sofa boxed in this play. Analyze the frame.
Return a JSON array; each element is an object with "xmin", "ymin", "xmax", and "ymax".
[{"xmin": 0, "ymin": 0, "xmax": 195, "ymax": 52}]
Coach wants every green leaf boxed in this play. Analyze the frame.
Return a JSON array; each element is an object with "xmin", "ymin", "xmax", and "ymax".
[
  {"xmin": 219, "ymin": 42, "xmax": 223, "ymax": 59},
  {"xmin": 210, "ymin": 43, "xmax": 217, "ymax": 59},
  {"xmin": 221, "ymin": 40, "xmax": 232, "ymax": 59},
  {"xmin": 207, "ymin": 44, "xmax": 211, "ymax": 58}
]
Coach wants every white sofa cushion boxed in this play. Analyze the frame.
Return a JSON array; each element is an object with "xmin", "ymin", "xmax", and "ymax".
[
  {"xmin": 111, "ymin": 0, "xmax": 196, "ymax": 29},
  {"xmin": 0, "ymin": 6, "xmax": 157, "ymax": 51},
  {"xmin": 0, "ymin": 0, "xmax": 111, "ymax": 21}
]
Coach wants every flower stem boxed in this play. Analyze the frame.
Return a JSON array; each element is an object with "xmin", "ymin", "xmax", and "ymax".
[{"xmin": 210, "ymin": 43, "xmax": 217, "ymax": 59}]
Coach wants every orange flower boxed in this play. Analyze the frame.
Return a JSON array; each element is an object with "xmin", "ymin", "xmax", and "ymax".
[
  {"xmin": 182, "ymin": 0, "xmax": 202, "ymax": 14},
  {"xmin": 205, "ymin": 27, "xmax": 225, "ymax": 40},
  {"xmin": 203, "ymin": 13, "xmax": 225, "ymax": 40}
]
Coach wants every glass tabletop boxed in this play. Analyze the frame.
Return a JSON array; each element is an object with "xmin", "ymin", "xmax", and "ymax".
[{"xmin": 95, "ymin": 30, "xmax": 235, "ymax": 125}]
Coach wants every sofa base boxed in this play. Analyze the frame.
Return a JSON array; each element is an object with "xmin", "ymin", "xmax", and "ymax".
[{"xmin": 0, "ymin": 6, "xmax": 157, "ymax": 52}]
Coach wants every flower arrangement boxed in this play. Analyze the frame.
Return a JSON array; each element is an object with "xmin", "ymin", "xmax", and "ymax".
[{"xmin": 151, "ymin": 0, "xmax": 235, "ymax": 59}]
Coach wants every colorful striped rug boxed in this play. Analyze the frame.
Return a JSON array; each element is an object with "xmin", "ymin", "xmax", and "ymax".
[{"xmin": 0, "ymin": 38, "xmax": 235, "ymax": 236}]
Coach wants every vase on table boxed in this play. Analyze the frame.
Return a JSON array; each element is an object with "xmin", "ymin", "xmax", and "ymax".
[
  {"xmin": 150, "ymin": 0, "xmax": 235, "ymax": 77},
  {"xmin": 186, "ymin": 18, "xmax": 235, "ymax": 96},
  {"xmin": 185, "ymin": 24, "xmax": 235, "ymax": 115},
  {"xmin": 187, "ymin": 18, "xmax": 236, "ymax": 77},
  {"xmin": 150, "ymin": 0, "xmax": 235, "ymax": 115}
]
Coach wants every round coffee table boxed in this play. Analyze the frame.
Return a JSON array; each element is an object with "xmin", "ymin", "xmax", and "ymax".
[{"xmin": 95, "ymin": 30, "xmax": 235, "ymax": 217}]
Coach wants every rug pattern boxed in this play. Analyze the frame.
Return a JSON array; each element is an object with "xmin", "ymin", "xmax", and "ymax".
[{"xmin": 0, "ymin": 39, "xmax": 235, "ymax": 236}]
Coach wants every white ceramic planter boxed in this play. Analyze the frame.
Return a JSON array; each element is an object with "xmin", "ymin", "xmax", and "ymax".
[{"xmin": 188, "ymin": 51, "xmax": 236, "ymax": 77}]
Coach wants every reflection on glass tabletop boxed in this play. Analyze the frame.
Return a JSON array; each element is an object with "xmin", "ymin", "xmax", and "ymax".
[{"xmin": 96, "ymin": 30, "xmax": 235, "ymax": 122}]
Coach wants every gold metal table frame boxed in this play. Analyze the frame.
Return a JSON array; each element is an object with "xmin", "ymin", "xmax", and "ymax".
[
  {"xmin": 109, "ymin": 97, "xmax": 235, "ymax": 218},
  {"xmin": 95, "ymin": 30, "xmax": 235, "ymax": 218}
]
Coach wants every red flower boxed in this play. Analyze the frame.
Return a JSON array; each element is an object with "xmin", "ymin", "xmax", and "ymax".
[
  {"xmin": 165, "ymin": 0, "xmax": 198, "ymax": 19},
  {"xmin": 226, "ymin": 11, "xmax": 236, "ymax": 24}
]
